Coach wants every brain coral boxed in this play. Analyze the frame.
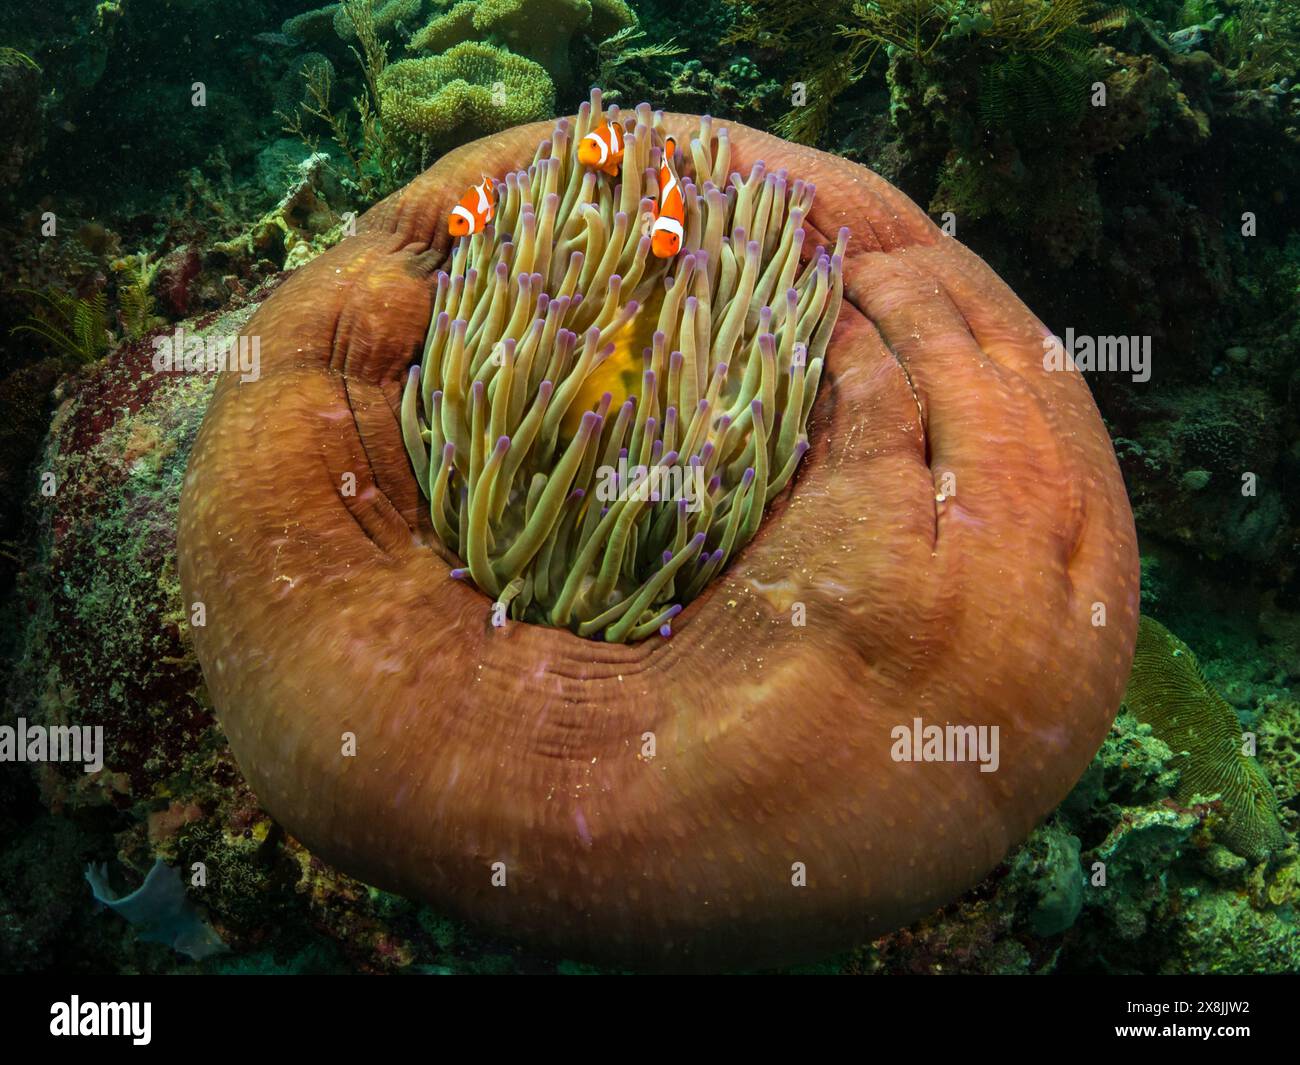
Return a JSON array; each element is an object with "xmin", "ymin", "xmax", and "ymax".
[{"xmin": 177, "ymin": 96, "xmax": 1139, "ymax": 969}]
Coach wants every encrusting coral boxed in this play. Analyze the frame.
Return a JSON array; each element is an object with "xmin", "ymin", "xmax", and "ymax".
[
  {"xmin": 398, "ymin": 102, "xmax": 844, "ymax": 639},
  {"xmin": 380, "ymin": 42, "xmax": 556, "ymax": 145},
  {"xmin": 178, "ymin": 91, "xmax": 1138, "ymax": 970},
  {"xmin": 1123, "ymin": 615, "xmax": 1289, "ymax": 861}
]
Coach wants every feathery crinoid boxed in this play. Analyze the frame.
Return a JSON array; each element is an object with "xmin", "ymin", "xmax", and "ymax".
[
  {"xmin": 1124, "ymin": 616, "xmax": 1289, "ymax": 862},
  {"xmin": 400, "ymin": 90, "xmax": 848, "ymax": 642},
  {"xmin": 12, "ymin": 287, "xmax": 110, "ymax": 364},
  {"xmin": 976, "ymin": 0, "xmax": 1105, "ymax": 137}
]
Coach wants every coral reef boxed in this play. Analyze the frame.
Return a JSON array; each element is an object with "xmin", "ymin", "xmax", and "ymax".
[
  {"xmin": 852, "ymin": 709, "xmax": 1300, "ymax": 975},
  {"xmin": 211, "ymin": 153, "xmax": 352, "ymax": 273},
  {"xmin": 0, "ymin": 0, "xmax": 1297, "ymax": 978},
  {"xmin": 333, "ymin": 0, "xmax": 426, "ymax": 43}
]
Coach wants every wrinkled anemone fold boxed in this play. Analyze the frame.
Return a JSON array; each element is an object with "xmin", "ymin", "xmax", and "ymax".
[{"xmin": 400, "ymin": 90, "xmax": 849, "ymax": 641}]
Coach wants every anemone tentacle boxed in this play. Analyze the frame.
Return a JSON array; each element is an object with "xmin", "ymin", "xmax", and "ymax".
[{"xmin": 400, "ymin": 89, "xmax": 848, "ymax": 641}]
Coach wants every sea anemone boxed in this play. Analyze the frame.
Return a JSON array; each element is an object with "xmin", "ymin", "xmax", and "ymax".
[
  {"xmin": 178, "ymin": 95, "xmax": 1139, "ymax": 969},
  {"xmin": 398, "ymin": 100, "xmax": 843, "ymax": 640}
]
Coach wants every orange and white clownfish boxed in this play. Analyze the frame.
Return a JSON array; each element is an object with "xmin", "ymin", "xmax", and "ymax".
[
  {"xmin": 577, "ymin": 120, "xmax": 625, "ymax": 177},
  {"xmin": 447, "ymin": 174, "xmax": 495, "ymax": 238},
  {"xmin": 650, "ymin": 136, "xmax": 684, "ymax": 259}
]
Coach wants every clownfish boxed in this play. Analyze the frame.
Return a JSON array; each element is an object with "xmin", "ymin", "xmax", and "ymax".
[
  {"xmin": 447, "ymin": 174, "xmax": 495, "ymax": 238},
  {"xmin": 577, "ymin": 120, "xmax": 625, "ymax": 177},
  {"xmin": 650, "ymin": 136, "xmax": 684, "ymax": 259}
]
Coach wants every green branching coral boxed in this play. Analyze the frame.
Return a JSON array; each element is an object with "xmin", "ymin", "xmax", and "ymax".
[
  {"xmin": 280, "ymin": 0, "xmax": 409, "ymax": 199},
  {"xmin": 409, "ymin": 0, "xmax": 637, "ymax": 93},
  {"xmin": 722, "ymin": 0, "xmax": 859, "ymax": 145},
  {"xmin": 399, "ymin": 95, "xmax": 847, "ymax": 641},
  {"xmin": 595, "ymin": 26, "xmax": 687, "ymax": 103},
  {"xmin": 1124, "ymin": 616, "xmax": 1290, "ymax": 862},
  {"xmin": 380, "ymin": 42, "xmax": 555, "ymax": 144}
]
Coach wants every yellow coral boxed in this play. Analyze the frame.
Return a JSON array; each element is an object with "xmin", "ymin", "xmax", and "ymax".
[
  {"xmin": 409, "ymin": 0, "xmax": 478, "ymax": 52},
  {"xmin": 1124, "ymin": 616, "xmax": 1289, "ymax": 862},
  {"xmin": 379, "ymin": 41, "xmax": 555, "ymax": 144},
  {"xmin": 409, "ymin": 0, "xmax": 636, "ymax": 91},
  {"xmin": 333, "ymin": 0, "xmax": 423, "ymax": 40}
]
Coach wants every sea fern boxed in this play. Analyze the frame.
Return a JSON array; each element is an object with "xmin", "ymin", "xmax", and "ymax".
[
  {"xmin": 1086, "ymin": 6, "xmax": 1131, "ymax": 33},
  {"xmin": 838, "ymin": 0, "xmax": 959, "ymax": 61},
  {"xmin": 982, "ymin": 0, "xmax": 1091, "ymax": 50},
  {"xmin": 727, "ymin": 0, "xmax": 1115, "ymax": 145}
]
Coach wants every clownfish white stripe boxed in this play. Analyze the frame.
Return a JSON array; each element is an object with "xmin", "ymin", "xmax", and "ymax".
[
  {"xmin": 651, "ymin": 216, "xmax": 684, "ymax": 240},
  {"xmin": 451, "ymin": 204, "xmax": 476, "ymax": 229},
  {"xmin": 475, "ymin": 181, "xmax": 490, "ymax": 215},
  {"xmin": 582, "ymin": 131, "xmax": 610, "ymax": 165},
  {"xmin": 660, "ymin": 166, "xmax": 679, "ymax": 203}
]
